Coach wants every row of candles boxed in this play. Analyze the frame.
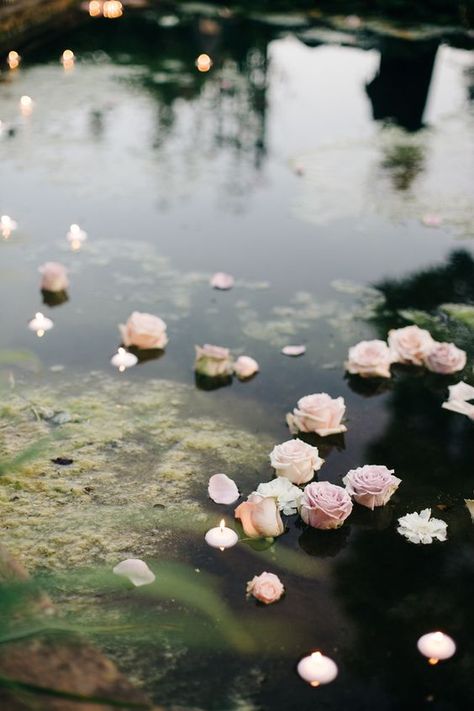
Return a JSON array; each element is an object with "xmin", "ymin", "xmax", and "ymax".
[{"xmin": 205, "ymin": 519, "xmax": 457, "ymax": 685}]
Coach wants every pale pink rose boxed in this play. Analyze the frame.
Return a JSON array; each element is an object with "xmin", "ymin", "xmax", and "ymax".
[
  {"xmin": 286, "ymin": 393, "xmax": 347, "ymax": 437},
  {"xmin": 300, "ymin": 481, "xmax": 352, "ymax": 529},
  {"xmin": 246, "ymin": 572, "xmax": 284, "ymax": 604},
  {"xmin": 234, "ymin": 356, "xmax": 259, "ymax": 380},
  {"xmin": 119, "ymin": 312, "xmax": 168, "ymax": 349},
  {"xmin": 235, "ymin": 495, "xmax": 284, "ymax": 538},
  {"xmin": 194, "ymin": 344, "xmax": 234, "ymax": 377},
  {"xmin": 388, "ymin": 325, "xmax": 435, "ymax": 366},
  {"xmin": 269, "ymin": 439, "xmax": 324, "ymax": 485},
  {"xmin": 343, "ymin": 465, "xmax": 401, "ymax": 510},
  {"xmin": 210, "ymin": 272, "xmax": 234, "ymax": 290},
  {"xmin": 208, "ymin": 473, "xmax": 239, "ymax": 504},
  {"xmin": 345, "ymin": 340, "xmax": 393, "ymax": 378},
  {"xmin": 424, "ymin": 342, "xmax": 467, "ymax": 374},
  {"xmin": 39, "ymin": 262, "xmax": 69, "ymax": 292}
]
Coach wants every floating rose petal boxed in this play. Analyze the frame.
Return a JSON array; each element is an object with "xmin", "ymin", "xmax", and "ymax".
[
  {"xmin": 208, "ymin": 473, "xmax": 240, "ymax": 505},
  {"xmin": 113, "ymin": 558, "xmax": 155, "ymax": 587},
  {"xmin": 210, "ymin": 272, "xmax": 234, "ymax": 290},
  {"xmin": 234, "ymin": 355, "xmax": 259, "ymax": 380},
  {"xmin": 421, "ymin": 214, "xmax": 443, "ymax": 228},
  {"xmin": 282, "ymin": 345, "xmax": 306, "ymax": 357}
]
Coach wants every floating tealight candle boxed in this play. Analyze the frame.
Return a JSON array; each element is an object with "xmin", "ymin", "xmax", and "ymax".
[
  {"xmin": 103, "ymin": 0, "xmax": 123, "ymax": 18},
  {"xmin": 1, "ymin": 215, "xmax": 17, "ymax": 239},
  {"xmin": 61, "ymin": 49, "xmax": 75, "ymax": 70},
  {"xmin": 111, "ymin": 347, "xmax": 138, "ymax": 372},
  {"xmin": 28, "ymin": 312, "xmax": 53, "ymax": 338},
  {"xmin": 88, "ymin": 0, "xmax": 102, "ymax": 16},
  {"xmin": 20, "ymin": 95, "xmax": 33, "ymax": 116},
  {"xmin": 66, "ymin": 223, "xmax": 88, "ymax": 251},
  {"xmin": 7, "ymin": 51, "xmax": 21, "ymax": 70},
  {"xmin": 195, "ymin": 54, "xmax": 213, "ymax": 73},
  {"xmin": 417, "ymin": 632, "xmax": 456, "ymax": 665},
  {"xmin": 297, "ymin": 651, "xmax": 338, "ymax": 686},
  {"xmin": 205, "ymin": 519, "xmax": 238, "ymax": 550}
]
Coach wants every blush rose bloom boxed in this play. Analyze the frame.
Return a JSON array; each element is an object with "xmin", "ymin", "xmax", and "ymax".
[
  {"xmin": 246, "ymin": 572, "xmax": 284, "ymax": 604},
  {"xmin": 300, "ymin": 481, "xmax": 352, "ymax": 529},
  {"xmin": 194, "ymin": 344, "xmax": 234, "ymax": 377},
  {"xmin": 343, "ymin": 465, "xmax": 401, "ymax": 510},
  {"xmin": 39, "ymin": 262, "xmax": 69, "ymax": 292},
  {"xmin": 424, "ymin": 342, "xmax": 467, "ymax": 374},
  {"xmin": 234, "ymin": 495, "xmax": 284, "ymax": 538},
  {"xmin": 286, "ymin": 393, "xmax": 347, "ymax": 437},
  {"xmin": 388, "ymin": 325, "xmax": 434, "ymax": 366},
  {"xmin": 119, "ymin": 312, "xmax": 168, "ymax": 349},
  {"xmin": 233, "ymin": 356, "xmax": 259, "ymax": 380},
  {"xmin": 269, "ymin": 439, "xmax": 324, "ymax": 485},
  {"xmin": 345, "ymin": 339, "xmax": 393, "ymax": 378}
]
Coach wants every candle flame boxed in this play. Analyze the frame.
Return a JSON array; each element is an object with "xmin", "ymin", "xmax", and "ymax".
[
  {"xmin": 89, "ymin": 0, "xmax": 102, "ymax": 16},
  {"xmin": 7, "ymin": 51, "xmax": 20, "ymax": 70},
  {"xmin": 118, "ymin": 347, "xmax": 125, "ymax": 355},
  {"xmin": 310, "ymin": 681, "xmax": 320, "ymax": 687},
  {"xmin": 71, "ymin": 239, "xmax": 81, "ymax": 251},
  {"xmin": 119, "ymin": 364, "xmax": 125, "ymax": 372},
  {"xmin": 196, "ymin": 54, "xmax": 213, "ymax": 72},
  {"xmin": 433, "ymin": 632, "xmax": 444, "ymax": 641},
  {"xmin": 35, "ymin": 312, "xmax": 43, "ymax": 320},
  {"xmin": 219, "ymin": 519, "xmax": 225, "ymax": 531},
  {"xmin": 219, "ymin": 546, "xmax": 224, "ymax": 551},
  {"xmin": 311, "ymin": 652, "xmax": 322, "ymax": 660},
  {"xmin": 428, "ymin": 658, "xmax": 439, "ymax": 665}
]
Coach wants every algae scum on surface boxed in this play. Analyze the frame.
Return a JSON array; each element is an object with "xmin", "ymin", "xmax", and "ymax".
[{"xmin": 0, "ymin": 373, "xmax": 272, "ymax": 571}]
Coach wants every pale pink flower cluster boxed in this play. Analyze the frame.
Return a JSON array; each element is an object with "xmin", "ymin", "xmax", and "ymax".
[
  {"xmin": 194, "ymin": 344, "xmax": 259, "ymax": 381},
  {"xmin": 346, "ymin": 325, "xmax": 467, "ymax": 378}
]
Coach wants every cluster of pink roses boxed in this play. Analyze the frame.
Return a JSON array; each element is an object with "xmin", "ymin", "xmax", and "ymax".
[
  {"xmin": 194, "ymin": 343, "xmax": 259, "ymax": 380},
  {"xmin": 345, "ymin": 325, "xmax": 467, "ymax": 379}
]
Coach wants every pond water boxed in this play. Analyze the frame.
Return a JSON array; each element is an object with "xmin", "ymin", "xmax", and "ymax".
[{"xmin": 0, "ymin": 6, "xmax": 473, "ymax": 711}]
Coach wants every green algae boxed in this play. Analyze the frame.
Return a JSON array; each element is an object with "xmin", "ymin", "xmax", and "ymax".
[{"xmin": 0, "ymin": 373, "xmax": 273, "ymax": 572}]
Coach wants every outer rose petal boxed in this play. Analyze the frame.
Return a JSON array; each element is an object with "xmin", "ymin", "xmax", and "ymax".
[
  {"xmin": 235, "ymin": 497, "xmax": 284, "ymax": 538},
  {"xmin": 113, "ymin": 559, "xmax": 155, "ymax": 587},
  {"xmin": 208, "ymin": 473, "xmax": 240, "ymax": 504}
]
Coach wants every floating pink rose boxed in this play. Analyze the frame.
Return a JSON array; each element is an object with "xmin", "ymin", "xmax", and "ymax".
[
  {"xmin": 208, "ymin": 473, "xmax": 240, "ymax": 504},
  {"xmin": 235, "ymin": 495, "xmax": 284, "ymax": 539},
  {"xmin": 119, "ymin": 311, "xmax": 168, "ymax": 349},
  {"xmin": 300, "ymin": 481, "xmax": 352, "ymax": 529},
  {"xmin": 194, "ymin": 344, "xmax": 234, "ymax": 377},
  {"xmin": 388, "ymin": 325, "xmax": 434, "ymax": 366},
  {"xmin": 345, "ymin": 339, "xmax": 393, "ymax": 378},
  {"xmin": 233, "ymin": 355, "xmax": 259, "ymax": 380},
  {"xmin": 269, "ymin": 439, "xmax": 324, "ymax": 485},
  {"xmin": 210, "ymin": 272, "xmax": 234, "ymax": 290},
  {"xmin": 343, "ymin": 465, "xmax": 401, "ymax": 510},
  {"xmin": 286, "ymin": 393, "xmax": 347, "ymax": 437},
  {"xmin": 39, "ymin": 262, "xmax": 69, "ymax": 292},
  {"xmin": 424, "ymin": 342, "xmax": 467, "ymax": 374},
  {"xmin": 246, "ymin": 572, "xmax": 284, "ymax": 604}
]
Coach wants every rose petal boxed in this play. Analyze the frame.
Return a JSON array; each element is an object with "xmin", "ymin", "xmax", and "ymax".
[
  {"xmin": 208, "ymin": 473, "xmax": 240, "ymax": 504},
  {"xmin": 113, "ymin": 559, "xmax": 155, "ymax": 587},
  {"xmin": 281, "ymin": 345, "xmax": 306, "ymax": 357}
]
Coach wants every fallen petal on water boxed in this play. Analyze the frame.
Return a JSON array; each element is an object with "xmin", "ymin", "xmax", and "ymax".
[
  {"xmin": 282, "ymin": 345, "xmax": 306, "ymax": 357},
  {"xmin": 208, "ymin": 473, "xmax": 240, "ymax": 504}
]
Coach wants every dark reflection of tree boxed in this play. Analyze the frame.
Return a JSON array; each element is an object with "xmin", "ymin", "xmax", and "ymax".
[
  {"xmin": 332, "ymin": 249, "xmax": 474, "ymax": 709},
  {"xmin": 366, "ymin": 37, "xmax": 440, "ymax": 131}
]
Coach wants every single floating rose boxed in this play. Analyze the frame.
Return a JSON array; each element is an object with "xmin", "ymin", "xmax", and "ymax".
[
  {"xmin": 345, "ymin": 339, "xmax": 393, "ymax": 379},
  {"xmin": 113, "ymin": 558, "xmax": 155, "ymax": 587},
  {"xmin": 210, "ymin": 272, "xmax": 234, "ymax": 290},
  {"xmin": 281, "ymin": 345, "xmax": 306, "ymax": 357},
  {"xmin": 235, "ymin": 494, "xmax": 284, "ymax": 539},
  {"xmin": 343, "ymin": 465, "xmax": 401, "ymax": 510},
  {"xmin": 39, "ymin": 262, "xmax": 69, "ymax": 293},
  {"xmin": 424, "ymin": 342, "xmax": 466, "ymax": 374},
  {"xmin": 251, "ymin": 477, "xmax": 303, "ymax": 515},
  {"xmin": 194, "ymin": 344, "xmax": 234, "ymax": 378},
  {"xmin": 233, "ymin": 355, "xmax": 259, "ymax": 380},
  {"xmin": 397, "ymin": 508, "xmax": 447, "ymax": 544},
  {"xmin": 442, "ymin": 381, "xmax": 474, "ymax": 420},
  {"xmin": 300, "ymin": 481, "xmax": 352, "ymax": 530},
  {"xmin": 270, "ymin": 439, "xmax": 324, "ymax": 485},
  {"xmin": 119, "ymin": 311, "xmax": 168, "ymax": 350},
  {"xmin": 388, "ymin": 325, "xmax": 434, "ymax": 366},
  {"xmin": 286, "ymin": 393, "xmax": 347, "ymax": 437},
  {"xmin": 246, "ymin": 572, "xmax": 284, "ymax": 604},
  {"xmin": 208, "ymin": 473, "xmax": 240, "ymax": 505}
]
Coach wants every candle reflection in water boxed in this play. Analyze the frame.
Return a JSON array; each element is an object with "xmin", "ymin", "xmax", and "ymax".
[
  {"xmin": 195, "ymin": 54, "xmax": 213, "ymax": 73},
  {"xmin": 20, "ymin": 96, "xmax": 33, "ymax": 117},
  {"xmin": 61, "ymin": 50, "xmax": 76, "ymax": 71},
  {"xmin": 111, "ymin": 347, "xmax": 138, "ymax": 372},
  {"xmin": 1, "ymin": 215, "xmax": 17, "ymax": 239},
  {"xmin": 7, "ymin": 51, "xmax": 21, "ymax": 70}
]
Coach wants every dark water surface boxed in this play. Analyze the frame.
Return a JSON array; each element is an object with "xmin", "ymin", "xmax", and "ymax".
[{"xmin": 1, "ymin": 7, "xmax": 474, "ymax": 711}]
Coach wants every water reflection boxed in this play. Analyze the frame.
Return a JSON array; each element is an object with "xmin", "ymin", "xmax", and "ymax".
[{"xmin": 41, "ymin": 289, "xmax": 69, "ymax": 307}]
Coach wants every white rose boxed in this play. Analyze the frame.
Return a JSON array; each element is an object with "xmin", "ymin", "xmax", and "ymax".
[{"xmin": 269, "ymin": 439, "xmax": 324, "ymax": 485}]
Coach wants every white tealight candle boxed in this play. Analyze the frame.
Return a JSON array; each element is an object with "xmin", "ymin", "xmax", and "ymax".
[
  {"xmin": 1, "ymin": 215, "xmax": 17, "ymax": 239},
  {"xmin": 66, "ymin": 223, "xmax": 88, "ymax": 251},
  {"xmin": 205, "ymin": 519, "xmax": 238, "ymax": 551},
  {"xmin": 417, "ymin": 632, "xmax": 456, "ymax": 665},
  {"xmin": 111, "ymin": 347, "xmax": 138, "ymax": 372},
  {"xmin": 28, "ymin": 312, "xmax": 53, "ymax": 338},
  {"xmin": 297, "ymin": 651, "xmax": 338, "ymax": 687}
]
